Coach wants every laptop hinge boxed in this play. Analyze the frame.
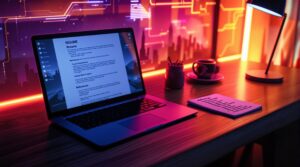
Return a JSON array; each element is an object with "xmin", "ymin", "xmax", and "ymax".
[{"xmin": 60, "ymin": 95, "xmax": 146, "ymax": 119}]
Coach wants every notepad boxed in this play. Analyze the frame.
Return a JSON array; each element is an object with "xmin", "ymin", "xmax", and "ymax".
[{"xmin": 188, "ymin": 94, "xmax": 262, "ymax": 118}]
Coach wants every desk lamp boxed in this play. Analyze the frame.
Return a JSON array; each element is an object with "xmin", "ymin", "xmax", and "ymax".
[{"xmin": 245, "ymin": 0, "xmax": 287, "ymax": 83}]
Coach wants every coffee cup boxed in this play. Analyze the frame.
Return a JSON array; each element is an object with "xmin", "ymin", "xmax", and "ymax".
[{"xmin": 192, "ymin": 59, "xmax": 219, "ymax": 79}]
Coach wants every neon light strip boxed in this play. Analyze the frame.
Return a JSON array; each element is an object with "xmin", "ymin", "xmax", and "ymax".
[
  {"xmin": 142, "ymin": 69, "xmax": 165, "ymax": 78},
  {"xmin": 0, "ymin": 1, "xmax": 104, "ymax": 21},
  {"xmin": 171, "ymin": 5, "xmax": 191, "ymax": 9},
  {"xmin": 217, "ymin": 54, "xmax": 241, "ymax": 62},
  {"xmin": 149, "ymin": 0, "xmax": 191, "ymax": 6},
  {"xmin": 0, "ymin": 94, "xmax": 43, "ymax": 108}
]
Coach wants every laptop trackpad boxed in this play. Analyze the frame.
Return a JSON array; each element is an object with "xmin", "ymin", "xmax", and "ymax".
[{"xmin": 119, "ymin": 114, "xmax": 166, "ymax": 131}]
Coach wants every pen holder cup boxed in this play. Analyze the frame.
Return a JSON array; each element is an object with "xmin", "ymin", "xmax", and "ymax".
[{"xmin": 165, "ymin": 64, "xmax": 184, "ymax": 89}]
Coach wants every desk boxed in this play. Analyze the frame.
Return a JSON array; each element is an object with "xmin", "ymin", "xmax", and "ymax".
[{"xmin": 1, "ymin": 60, "xmax": 300, "ymax": 166}]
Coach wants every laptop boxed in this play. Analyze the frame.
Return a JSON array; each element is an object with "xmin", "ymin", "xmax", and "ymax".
[{"xmin": 32, "ymin": 28, "xmax": 197, "ymax": 147}]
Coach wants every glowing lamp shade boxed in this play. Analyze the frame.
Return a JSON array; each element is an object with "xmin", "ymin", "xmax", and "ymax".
[
  {"xmin": 245, "ymin": 0, "xmax": 287, "ymax": 83},
  {"xmin": 247, "ymin": 0, "xmax": 286, "ymax": 17}
]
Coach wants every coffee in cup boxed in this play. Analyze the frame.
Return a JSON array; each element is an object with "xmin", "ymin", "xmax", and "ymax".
[{"xmin": 192, "ymin": 59, "xmax": 219, "ymax": 79}]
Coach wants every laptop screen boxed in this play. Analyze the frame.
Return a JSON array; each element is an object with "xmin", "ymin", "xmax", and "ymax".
[{"xmin": 33, "ymin": 30, "xmax": 144, "ymax": 113}]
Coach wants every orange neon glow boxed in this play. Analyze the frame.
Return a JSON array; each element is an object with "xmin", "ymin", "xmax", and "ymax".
[
  {"xmin": 149, "ymin": 0, "xmax": 191, "ymax": 6},
  {"xmin": 171, "ymin": 5, "xmax": 191, "ymax": 9},
  {"xmin": 217, "ymin": 54, "xmax": 241, "ymax": 62},
  {"xmin": 142, "ymin": 69, "xmax": 165, "ymax": 78},
  {"xmin": 183, "ymin": 63, "xmax": 193, "ymax": 69},
  {"xmin": 0, "ymin": 94, "xmax": 43, "ymax": 108}
]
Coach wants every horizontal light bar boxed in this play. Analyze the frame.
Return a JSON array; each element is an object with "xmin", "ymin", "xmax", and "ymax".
[
  {"xmin": 217, "ymin": 55, "xmax": 241, "ymax": 62},
  {"xmin": 0, "ymin": 94, "xmax": 43, "ymax": 108}
]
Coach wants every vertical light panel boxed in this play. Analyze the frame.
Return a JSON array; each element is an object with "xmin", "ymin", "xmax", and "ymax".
[{"xmin": 241, "ymin": 5, "xmax": 253, "ymax": 61}]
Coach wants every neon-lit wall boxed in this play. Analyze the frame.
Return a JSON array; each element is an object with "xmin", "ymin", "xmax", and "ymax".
[
  {"xmin": 0, "ymin": 0, "xmax": 249, "ymax": 102},
  {"xmin": 1, "ymin": 0, "xmax": 299, "ymax": 104}
]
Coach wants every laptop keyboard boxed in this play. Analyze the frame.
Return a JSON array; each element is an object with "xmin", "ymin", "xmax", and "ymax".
[{"xmin": 67, "ymin": 98, "xmax": 166, "ymax": 129}]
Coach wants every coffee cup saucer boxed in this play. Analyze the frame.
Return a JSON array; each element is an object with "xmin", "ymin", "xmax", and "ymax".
[{"xmin": 186, "ymin": 72, "xmax": 224, "ymax": 83}]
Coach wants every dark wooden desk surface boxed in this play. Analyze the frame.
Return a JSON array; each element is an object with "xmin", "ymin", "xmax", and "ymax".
[{"xmin": 1, "ymin": 60, "xmax": 300, "ymax": 166}]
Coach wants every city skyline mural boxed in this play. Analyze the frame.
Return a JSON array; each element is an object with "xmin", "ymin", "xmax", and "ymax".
[{"xmin": 0, "ymin": 0, "xmax": 223, "ymax": 101}]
